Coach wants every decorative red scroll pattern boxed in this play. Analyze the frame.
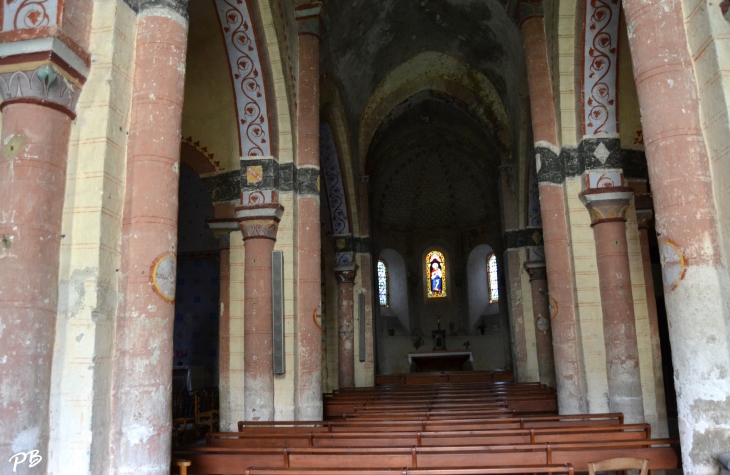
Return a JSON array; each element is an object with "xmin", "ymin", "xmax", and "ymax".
[
  {"xmin": 583, "ymin": 0, "xmax": 620, "ymax": 135},
  {"xmin": 215, "ymin": 0, "xmax": 271, "ymax": 157},
  {"xmin": 3, "ymin": 0, "xmax": 57, "ymax": 31}
]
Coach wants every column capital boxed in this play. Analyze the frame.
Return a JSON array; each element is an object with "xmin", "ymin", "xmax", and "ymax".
[
  {"xmin": 335, "ymin": 268, "xmax": 357, "ymax": 284},
  {"xmin": 296, "ymin": 3, "xmax": 327, "ymax": 38},
  {"xmin": 579, "ymin": 186, "xmax": 634, "ymax": 226},
  {"xmin": 0, "ymin": 62, "xmax": 85, "ymax": 118},
  {"xmin": 517, "ymin": 0, "xmax": 544, "ymax": 27},
  {"xmin": 524, "ymin": 260, "xmax": 547, "ymax": 281},
  {"xmin": 236, "ymin": 204, "xmax": 284, "ymax": 241}
]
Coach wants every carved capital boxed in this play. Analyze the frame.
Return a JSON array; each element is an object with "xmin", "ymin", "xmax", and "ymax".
[
  {"xmin": 0, "ymin": 64, "xmax": 82, "ymax": 118},
  {"xmin": 579, "ymin": 186, "xmax": 633, "ymax": 226},
  {"xmin": 335, "ymin": 269, "xmax": 357, "ymax": 284},
  {"xmin": 236, "ymin": 204, "xmax": 284, "ymax": 241},
  {"xmin": 524, "ymin": 260, "xmax": 547, "ymax": 281},
  {"xmin": 517, "ymin": 0, "xmax": 544, "ymax": 26},
  {"xmin": 296, "ymin": 3, "xmax": 327, "ymax": 38}
]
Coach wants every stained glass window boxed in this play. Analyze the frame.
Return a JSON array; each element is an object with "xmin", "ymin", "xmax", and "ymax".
[
  {"xmin": 377, "ymin": 259, "xmax": 389, "ymax": 307},
  {"xmin": 488, "ymin": 253, "xmax": 499, "ymax": 303},
  {"xmin": 426, "ymin": 250, "xmax": 447, "ymax": 298}
]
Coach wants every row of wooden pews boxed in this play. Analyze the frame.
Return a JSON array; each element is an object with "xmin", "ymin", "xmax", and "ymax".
[{"xmin": 172, "ymin": 379, "xmax": 681, "ymax": 474}]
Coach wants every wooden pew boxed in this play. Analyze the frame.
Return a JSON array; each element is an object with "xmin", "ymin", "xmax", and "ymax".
[
  {"xmin": 242, "ymin": 465, "xmax": 576, "ymax": 475},
  {"xmin": 206, "ymin": 424, "xmax": 651, "ymax": 448},
  {"xmin": 171, "ymin": 439, "xmax": 681, "ymax": 474},
  {"xmin": 237, "ymin": 413, "xmax": 626, "ymax": 434}
]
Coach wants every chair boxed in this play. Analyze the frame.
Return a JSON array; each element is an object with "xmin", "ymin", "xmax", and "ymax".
[
  {"xmin": 172, "ymin": 392, "xmax": 197, "ymax": 445},
  {"xmin": 588, "ymin": 457, "xmax": 649, "ymax": 475},
  {"xmin": 194, "ymin": 391, "xmax": 219, "ymax": 436}
]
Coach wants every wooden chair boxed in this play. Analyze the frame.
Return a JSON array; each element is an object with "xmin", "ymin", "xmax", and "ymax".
[
  {"xmin": 588, "ymin": 457, "xmax": 649, "ymax": 475},
  {"xmin": 173, "ymin": 392, "xmax": 197, "ymax": 445},
  {"xmin": 195, "ymin": 391, "xmax": 219, "ymax": 436}
]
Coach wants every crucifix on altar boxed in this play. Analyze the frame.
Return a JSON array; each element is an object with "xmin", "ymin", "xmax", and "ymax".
[{"xmin": 432, "ymin": 312, "xmax": 447, "ymax": 350}]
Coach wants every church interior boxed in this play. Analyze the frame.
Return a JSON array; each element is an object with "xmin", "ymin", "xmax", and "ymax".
[{"xmin": 0, "ymin": 0, "xmax": 729, "ymax": 473}]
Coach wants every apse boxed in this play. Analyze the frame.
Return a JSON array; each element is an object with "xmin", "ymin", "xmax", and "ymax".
[{"xmin": 368, "ymin": 94, "xmax": 511, "ymax": 374}]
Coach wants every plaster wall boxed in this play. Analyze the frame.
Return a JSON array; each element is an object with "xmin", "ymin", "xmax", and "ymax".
[
  {"xmin": 519, "ymin": 248, "xmax": 540, "ymax": 383},
  {"xmin": 617, "ymin": 13, "xmax": 643, "ymax": 151},
  {"xmin": 379, "ymin": 249, "xmax": 409, "ymax": 331},
  {"xmin": 273, "ymin": 190, "xmax": 296, "ymax": 420},
  {"xmin": 505, "ymin": 248, "xmax": 529, "ymax": 382},
  {"xmin": 564, "ymin": 177, "xmax": 610, "ymax": 413},
  {"xmin": 323, "ymin": 237, "xmax": 338, "ymax": 393},
  {"xmin": 48, "ymin": 1, "xmax": 136, "ymax": 472},
  {"xmin": 181, "ymin": 0, "xmax": 239, "ymax": 173},
  {"xmin": 260, "ymin": 0, "xmax": 296, "ymax": 164},
  {"xmin": 353, "ymin": 253, "xmax": 375, "ymax": 387}
]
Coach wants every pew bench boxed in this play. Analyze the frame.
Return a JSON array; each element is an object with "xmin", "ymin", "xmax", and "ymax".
[{"xmin": 171, "ymin": 439, "xmax": 681, "ymax": 474}]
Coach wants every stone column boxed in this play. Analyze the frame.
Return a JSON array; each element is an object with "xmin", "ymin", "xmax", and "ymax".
[
  {"xmin": 237, "ymin": 205, "xmax": 284, "ymax": 421},
  {"xmin": 519, "ymin": 0, "xmax": 587, "ymax": 413},
  {"xmin": 0, "ymin": 62, "xmax": 84, "ymax": 469},
  {"xmin": 525, "ymin": 260, "xmax": 556, "ymax": 388},
  {"xmin": 335, "ymin": 268, "xmax": 357, "ymax": 388},
  {"xmin": 109, "ymin": 4, "xmax": 188, "ymax": 473},
  {"xmin": 623, "ymin": 0, "xmax": 730, "ymax": 467},
  {"xmin": 580, "ymin": 186, "xmax": 644, "ymax": 424},
  {"xmin": 295, "ymin": 3, "xmax": 325, "ymax": 420},
  {"xmin": 635, "ymin": 196, "xmax": 669, "ymax": 437}
]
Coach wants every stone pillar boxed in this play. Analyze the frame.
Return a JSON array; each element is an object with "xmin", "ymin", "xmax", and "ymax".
[
  {"xmin": 525, "ymin": 260, "xmax": 556, "ymax": 388},
  {"xmin": 0, "ymin": 62, "xmax": 84, "ymax": 469},
  {"xmin": 110, "ymin": 4, "xmax": 188, "ymax": 473},
  {"xmin": 625, "ymin": 0, "xmax": 730, "ymax": 466},
  {"xmin": 519, "ymin": 0, "xmax": 587, "ymax": 413},
  {"xmin": 635, "ymin": 196, "xmax": 669, "ymax": 437},
  {"xmin": 335, "ymin": 268, "xmax": 357, "ymax": 388},
  {"xmin": 237, "ymin": 206, "xmax": 284, "ymax": 421},
  {"xmin": 580, "ymin": 186, "xmax": 644, "ymax": 424},
  {"xmin": 295, "ymin": 3, "xmax": 325, "ymax": 420}
]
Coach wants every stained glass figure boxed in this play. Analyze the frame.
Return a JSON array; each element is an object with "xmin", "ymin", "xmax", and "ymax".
[
  {"xmin": 426, "ymin": 250, "xmax": 447, "ymax": 298},
  {"xmin": 377, "ymin": 259, "xmax": 389, "ymax": 307},
  {"xmin": 488, "ymin": 253, "xmax": 499, "ymax": 303}
]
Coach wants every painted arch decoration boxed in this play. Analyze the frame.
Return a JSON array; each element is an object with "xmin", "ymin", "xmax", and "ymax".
[
  {"xmin": 426, "ymin": 250, "xmax": 447, "ymax": 299},
  {"xmin": 583, "ymin": 0, "xmax": 620, "ymax": 135},
  {"xmin": 319, "ymin": 122, "xmax": 350, "ymax": 235},
  {"xmin": 215, "ymin": 0, "xmax": 271, "ymax": 157}
]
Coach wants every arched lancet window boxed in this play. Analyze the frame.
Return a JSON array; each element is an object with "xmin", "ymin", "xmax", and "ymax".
[
  {"xmin": 426, "ymin": 250, "xmax": 447, "ymax": 298},
  {"xmin": 487, "ymin": 253, "xmax": 499, "ymax": 303},
  {"xmin": 377, "ymin": 259, "xmax": 389, "ymax": 307}
]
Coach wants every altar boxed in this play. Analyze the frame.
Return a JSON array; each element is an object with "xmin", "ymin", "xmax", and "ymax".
[{"xmin": 408, "ymin": 351, "xmax": 473, "ymax": 372}]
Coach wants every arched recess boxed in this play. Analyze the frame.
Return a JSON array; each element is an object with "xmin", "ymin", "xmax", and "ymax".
[
  {"xmin": 321, "ymin": 75, "xmax": 361, "ymax": 237},
  {"xmin": 359, "ymin": 51, "xmax": 510, "ymax": 171},
  {"xmin": 320, "ymin": 122, "xmax": 352, "ymax": 238},
  {"xmin": 378, "ymin": 249, "xmax": 409, "ymax": 333},
  {"xmin": 467, "ymin": 244, "xmax": 500, "ymax": 329}
]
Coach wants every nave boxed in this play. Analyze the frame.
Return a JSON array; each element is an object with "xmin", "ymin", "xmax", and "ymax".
[{"xmin": 170, "ymin": 373, "xmax": 682, "ymax": 474}]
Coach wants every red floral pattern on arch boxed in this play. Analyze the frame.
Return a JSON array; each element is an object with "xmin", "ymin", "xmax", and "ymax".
[
  {"xmin": 583, "ymin": 0, "xmax": 620, "ymax": 135},
  {"xmin": 3, "ymin": 0, "xmax": 57, "ymax": 32},
  {"xmin": 215, "ymin": 0, "xmax": 271, "ymax": 157}
]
